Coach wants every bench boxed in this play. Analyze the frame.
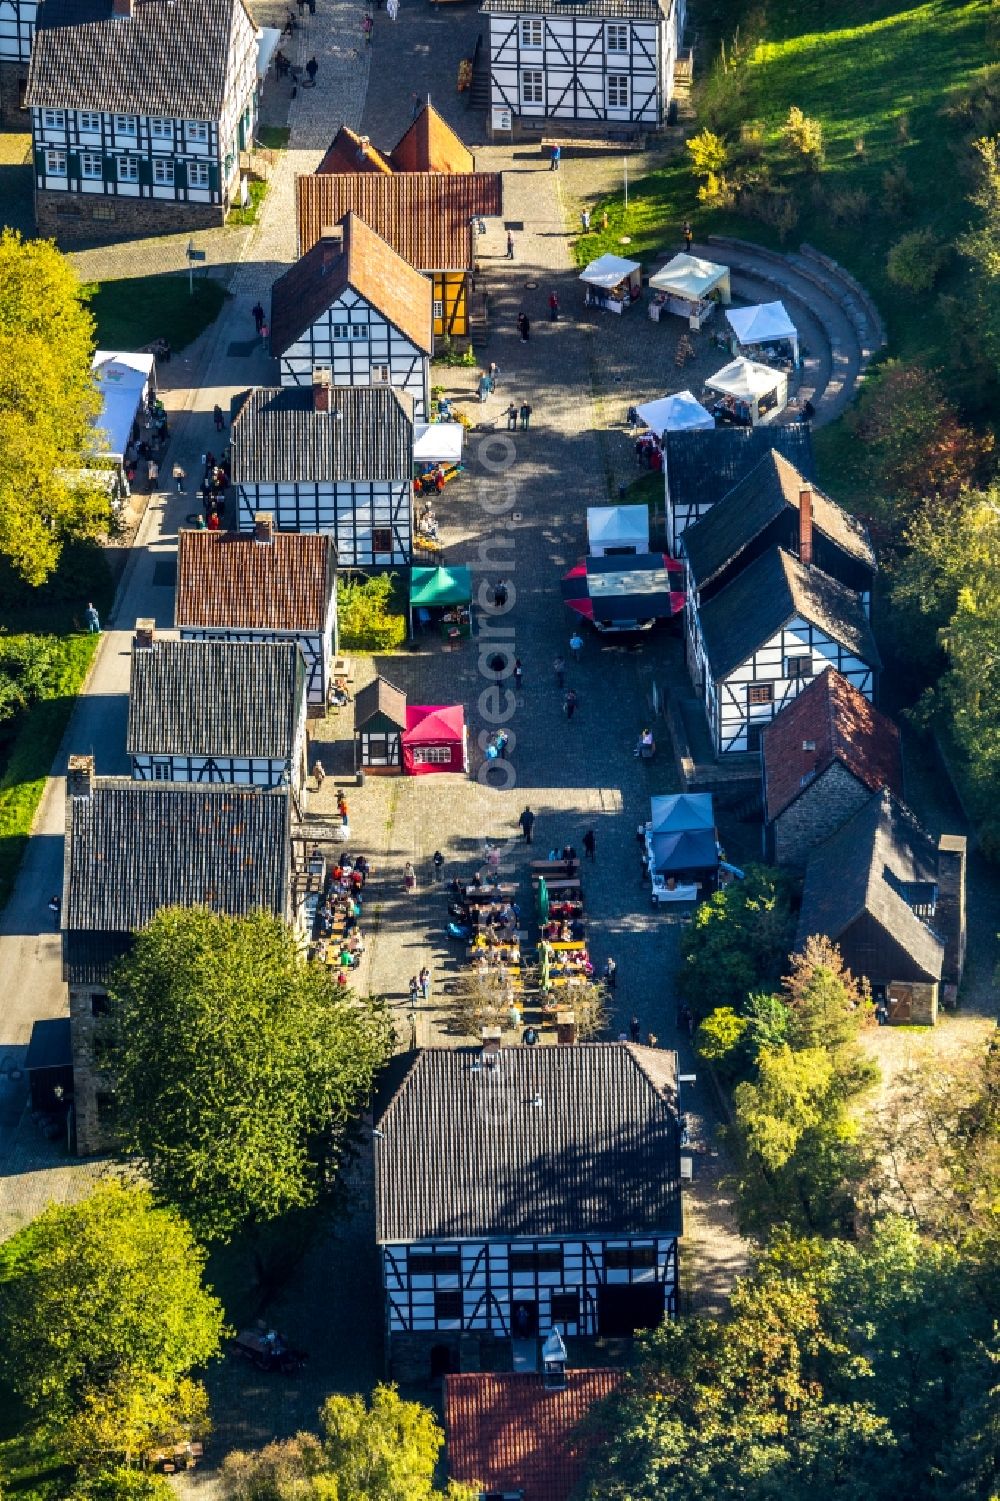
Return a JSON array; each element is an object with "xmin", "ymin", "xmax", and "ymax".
[
  {"xmin": 530, "ymin": 859, "xmax": 580, "ymax": 877},
  {"xmin": 536, "ymin": 878, "xmax": 581, "ymax": 893}
]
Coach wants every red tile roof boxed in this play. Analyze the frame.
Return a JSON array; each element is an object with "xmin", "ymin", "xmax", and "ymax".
[
  {"xmin": 761, "ymin": 665, "xmax": 903, "ymax": 824},
  {"xmin": 174, "ymin": 529, "xmax": 334, "ymax": 634},
  {"xmin": 390, "ymin": 103, "xmax": 475, "ymax": 173},
  {"xmin": 316, "ymin": 125, "xmax": 393, "ymax": 176},
  {"xmin": 445, "ymin": 1370, "xmax": 623, "ymax": 1501},
  {"xmin": 296, "ymin": 171, "xmax": 503, "ymax": 270}
]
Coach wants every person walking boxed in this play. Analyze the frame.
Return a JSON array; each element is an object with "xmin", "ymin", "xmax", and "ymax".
[
  {"xmin": 550, "ymin": 143, "xmax": 561, "ymax": 170},
  {"xmin": 403, "ymin": 860, "xmax": 416, "ymax": 892},
  {"xmin": 306, "ymin": 52, "xmax": 320, "ymax": 80},
  {"xmin": 172, "ymin": 461, "xmax": 186, "ymax": 493},
  {"xmin": 477, "ymin": 370, "xmax": 490, "ymax": 404},
  {"xmin": 569, "ymin": 630, "xmax": 583, "ymax": 661},
  {"xmin": 583, "ymin": 829, "xmax": 596, "ymax": 861},
  {"xmin": 506, "ymin": 230, "xmax": 515, "ymax": 260},
  {"xmin": 629, "ymin": 1012, "xmax": 641, "ymax": 1042},
  {"xmin": 548, "ymin": 291, "xmax": 559, "ymax": 322},
  {"xmin": 147, "ymin": 457, "xmax": 159, "ymax": 489},
  {"xmin": 47, "ymin": 894, "xmax": 61, "ymax": 929},
  {"xmin": 493, "ymin": 579, "xmax": 508, "ymax": 608},
  {"xmin": 84, "ymin": 601, "xmax": 101, "ymax": 634},
  {"xmin": 408, "ymin": 975, "xmax": 420, "ymax": 1009},
  {"xmin": 488, "ymin": 361, "xmax": 500, "ymax": 392},
  {"xmin": 553, "ymin": 655, "xmax": 565, "ymax": 688},
  {"xmin": 506, "ymin": 401, "xmax": 518, "ymax": 431},
  {"xmin": 212, "ymin": 403, "xmax": 225, "ymax": 433},
  {"xmin": 519, "ymin": 400, "xmax": 532, "ymax": 431},
  {"xmin": 312, "ymin": 759, "xmax": 326, "ymax": 790},
  {"xmin": 517, "ymin": 312, "xmax": 530, "ymax": 342},
  {"xmin": 682, "ymin": 219, "xmax": 693, "ymax": 252},
  {"xmin": 432, "ymin": 850, "xmax": 445, "ymax": 882},
  {"xmin": 564, "ymin": 688, "xmax": 578, "ymax": 720},
  {"xmin": 605, "ymin": 955, "xmax": 617, "ymax": 991},
  {"xmin": 419, "ymin": 966, "xmax": 431, "ymax": 999},
  {"xmin": 581, "ymin": 207, "xmax": 591, "ymax": 232},
  {"xmin": 252, "ymin": 301, "xmax": 265, "ymax": 334},
  {"xmin": 513, "ymin": 658, "xmax": 523, "ymax": 691},
  {"xmin": 518, "ymin": 805, "xmax": 535, "ymax": 844}
]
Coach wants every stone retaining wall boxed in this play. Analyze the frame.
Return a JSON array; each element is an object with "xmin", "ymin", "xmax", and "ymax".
[{"xmin": 35, "ymin": 189, "xmax": 226, "ymax": 244}]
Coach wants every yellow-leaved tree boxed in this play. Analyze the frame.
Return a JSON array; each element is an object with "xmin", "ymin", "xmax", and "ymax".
[{"xmin": 0, "ymin": 229, "xmax": 109, "ymax": 584}]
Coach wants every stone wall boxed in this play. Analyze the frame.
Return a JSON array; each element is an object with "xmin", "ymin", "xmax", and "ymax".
[
  {"xmin": 773, "ymin": 762, "xmax": 872, "ymax": 869},
  {"xmin": 34, "ymin": 188, "xmax": 225, "ymax": 244},
  {"xmin": 69, "ymin": 983, "xmax": 116, "ymax": 1156},
  {"xmin": 0, "ymin": 61, "xmax": 28, "ymax": 126}
]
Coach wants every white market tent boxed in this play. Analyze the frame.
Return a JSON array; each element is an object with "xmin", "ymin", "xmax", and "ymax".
[
  {"xmin": 255, "ymin": 25, "xmax": 282, "ymax": 79},
  {"xmin": 90, "ymin": 350, "xmax": 156, "ymax": 463},
  {"xmin": 636, "ymin": 389, "xmax": 715, "ymax": 437},
  {"xmin": 579, "ymin": 253, "xmax": 641, "ymax": 290},
  {"xmin": 413, "ymin": 422, "xmax": 464, "ymax": 464},
  {"xmin": 725, "ymin": 300, "xmax": 799, "ymax": 366},
  {"xmin": 705, "ymin": 356, "xmax": 789, "ymax": 426},
  {"xmin": 587, "ymin": 504, "xmax": 650, "ymax": 557},
  {"xmin": 649, "ymin": 252, "xmax": 731, "ymax": 304}
]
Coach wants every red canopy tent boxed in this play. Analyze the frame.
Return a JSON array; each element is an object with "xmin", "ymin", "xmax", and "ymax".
[
  {"xmin": 562, "ymin": 554, "xmax": 685, "ymax": 629},
  {"xmin": 402, "ymin": 704, "xmax": 468, "ymax": 775}
]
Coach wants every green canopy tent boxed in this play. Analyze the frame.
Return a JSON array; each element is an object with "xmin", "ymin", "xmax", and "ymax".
[{"xmin": 409, "ymin": 565, "xmax": 474, "ymax": 641}]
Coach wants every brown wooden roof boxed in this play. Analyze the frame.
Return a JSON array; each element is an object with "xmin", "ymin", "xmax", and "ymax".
[
  {"xmin": 271, "ymin": 211, "xmax": 433, "ymax": 357},
  {"xmin": 354, "ymin": 674, "xmax": 407, "ymax": 732},
  {"xmin": 296, "ymin": 171, "xmax": 503, "ymax": 270},
  {"xmin": 316, "ymin": 125, "xmax": 393, "ymax": 176},
  {"xmin": 761, "ymin": 666, "xmax": 902, "ymax": 824},
  {"xmin": 389, "ymin": 102, "xmax": 475, "ymax": 173},
  {"xmin": 174, "ymin": 529, "xmax": 334, "ymax": 634}
]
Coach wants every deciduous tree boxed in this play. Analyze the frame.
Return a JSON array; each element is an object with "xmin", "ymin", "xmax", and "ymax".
[
  {"xmin": 112, "ymin": 908, "xmax": 393, "ymax": 1241},
  {"xmin": 678, "ymin": 865, "xmax": 796, "ymax": 1018}
]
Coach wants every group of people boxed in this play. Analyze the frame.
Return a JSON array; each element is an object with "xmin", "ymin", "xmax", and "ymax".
[
  {"xmin": 505, "ymin": 401, "xmax": 533, "ymax": 431},
  {"xmin": 196, "ymin": 449, "xmax": 230, "ymax": 527},
  {"xmin": 634, "ymin": 432, "xmax": 665, "ymax": 472},
  {"xmin": 311, "ymin": 852, "xmax": 371, "ymax": 981}
]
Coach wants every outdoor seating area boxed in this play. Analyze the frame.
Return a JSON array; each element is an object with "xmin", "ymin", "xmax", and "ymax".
[{"xmin": 307, "ymin": 844, "xmax": 370, "ymax": 981}]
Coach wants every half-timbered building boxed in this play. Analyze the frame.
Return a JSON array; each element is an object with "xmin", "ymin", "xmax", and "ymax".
[
  {"xmin": 0, "ymin": 0, "xmax": 36, "ymax": 123},
  {"xmin": 796, "ymin": 788, "xmax": 967, "ymax": 1024},
  {"xmin": 296, "ymin": 171, "xmax": 503, "ymax": 340},
  {"xmin": 230, "ymin": 376, "xmax": 415, "ymax": 563},
  {"xmin": 481, "ymin": 0, "xmax": 683, "ymax": 131},
  {"xmin": 127, "ymin": 630, "xmax": 309, "ymax": 795},
  {"xmin": 173, "ymin": 523, "xmax": 337, "ymax": 710},
  {"xmin": 26, "ymin": 0, "xmax": 258, "ymax": 242},
  {"xmin": 663, "ymin": 424, "xmax": 814, "ymax": 554},
  {"xmin": 271, "ymin": 212, "xmax": 432, "ymax": 422},
  {"xmin": 692, "ymin": 547, "xmax": 880, "ymax": 755},
  {"xmin": 62, "ymin": 754, "xmax": 295, "ymax": 1154},
  {"xmin": 376, "ymin": 1042, "xmax": 682, "ymax": 1381},
  {"xmin": 761, "ymin": 666, "xmax": 903, "ymax": 868}
]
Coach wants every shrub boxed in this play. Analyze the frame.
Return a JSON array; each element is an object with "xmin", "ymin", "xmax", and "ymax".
[
  {"xmin": 827, "ymin": 188, "xmax": 872, "ymax": 228},
  {"xmin": 698, "ymin": 171, "xmax": 736, "ymax": 209},
  {"xmin": 686, "ymin": 129, "xmax": 728, "ymax": 178},
  {"xmin": 782, "ymin": 106, "xmax": 825, "ymax": 169},
  {"xmin": 696, "ymin": 1007, "xmax": 748, "ymax": 1081},
  {"xmin": 881, "ymin": 163, "xmax": 914, "ymax": 217},
  {"xmin": 337, "ymin": 573, "xmax": 407, "ymax": 653},
  {"xmin": 749, "ymin": 188, "xmax": 800, "ymax": 242},
  {"xmin": 0, "ymin": 632, "xmax": 61, "ymax": 725},
  {"xmin": 886, "ymin": 229, "xmax": 950, "ymax": 293}
]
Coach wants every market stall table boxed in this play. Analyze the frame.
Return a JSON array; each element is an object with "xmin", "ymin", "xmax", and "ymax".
[
  {"xmin": 648, "ymin": 253, "xmax": 731, "ymax": 328},
  {"xmin": 705, "ymin": 356, "xmax": 789, "ymax": 427},
  {"xmin": 409, "ymin": 564, "xmax": 473, "ymax": 640},
  {"xmin": 586, "ymin": 504, "xmax": 650, "ymax": 557},
  {"xmin": 634, "ymin": 390, "xmax": 715, "ymax": 438},
  {"xmin": 579, "ymin": 253, "xmax": 642, "ymax": 315},
  {"xmin": 724, "ymin": 300, "xmax": 800, "ymax": 368},
  {"xmin": 402, "ymin": 703, "xmax": 468, "ymax": 775},
  {"xmin": 562, "ymin": 554, "xmax": 685, "ymax": 633}
]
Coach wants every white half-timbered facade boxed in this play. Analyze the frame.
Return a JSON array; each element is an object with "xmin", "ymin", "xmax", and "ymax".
[
  {"xmin": 25, "ymin": 0, "xmax": 258, "ymax": 238},
  {"xmin": 482, "ymin": 0, "xmax": 683, "ymax": 128},
  {"xmin": 271, "ymin": 214, "xmax": 433, "ymax": 422},
  {"xmin": 663, "ymin": 425, "xmax": 815, "ymax": 554},
  {"xmin": 230, "ymin": 380, "xmax": 415, "ymax": 565},
  {"xmin": 0, "ymin": 0, "xmax": 37, "ymax": 121},
  {"xmin": 693, "ymin": 547, "xmax": 880, "ymax": 756},
  {"xmin": 375, "ymin": 1043, "xmax": 682, "ymax": 1380},
  {"xmin": 173, "ymin": 526, "xmax": 337, "ymax": 710},
  {"xmin": 127, "ymin": 634, "xmax": 309, "ymax": 796}
]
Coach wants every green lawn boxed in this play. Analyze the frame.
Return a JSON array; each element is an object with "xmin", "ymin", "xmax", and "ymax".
[
  {"xmin": 83, "ymin": 275, "xmax": 228, "ymax": 352},
  {"xmin": 227, "ymin": 177, "xmax": 269, "ymax": 226},
  {"xmin": 577, "ymin": 0, "xmax": 994, "ymax": 365}
]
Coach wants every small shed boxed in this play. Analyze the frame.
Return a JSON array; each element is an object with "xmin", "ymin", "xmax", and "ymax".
[
  {"xmin": 354, "ymin": 675, "xmax": 407, "ymax": 773},
  {"xmin": 24, "ymin": 1017, "xmax": 74, "ymax": 1114},
  {"xmin": 705, "ymin": 357, "xmax": 789, "ymax": 427},
  {"xmin": 725, "ymin": 301, "xmax": 800, "ymax": 367},
  {"xmin": 579, "ymin": 254, "xmax": 641, "ymax": 314},
  {"xmin": 648, "ymin": 253, "xmax": 731, "ymax": 328},
  {"xmin": 587, "ymin": 504, "xmax": 650, "ymax": 557},
  {"xmin": 635, "ymin": 390, "xmax": 715, "ymax": 438},
  {"xmin": 410, "ymin": 565, "xmax": 473, "ymax": 639},
  {"xmin": 402, "ymin": 704, "xmax": 468, "ymax": 775}
]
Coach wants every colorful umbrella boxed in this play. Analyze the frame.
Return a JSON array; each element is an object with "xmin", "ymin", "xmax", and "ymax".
[{"xmin": 537, "ymin": 876, "xmax": 550, "ymax": 921}]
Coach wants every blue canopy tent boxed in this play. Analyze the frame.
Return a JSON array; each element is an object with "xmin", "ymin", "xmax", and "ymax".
[
  {"xmin": 649, "ymin": 793, "xmax": 715, "ymax": 835},
  {"xmin": 649, "ymin": 826, "xmax": 719, "ymax": 875}
]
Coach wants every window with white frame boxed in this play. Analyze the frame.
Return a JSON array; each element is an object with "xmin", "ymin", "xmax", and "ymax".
[
  {"xmin": 151, "ymin": 760, "xmax": 172, "ymax": 781},
  {"xmin": 350, "ymin": 324, "xmax": 369, "ymax": 340},
  {"xmin": 42, "ymin": 109, "xmax": 64, "ymax": 129},
  {"xmin": 412, "ymin": 746, "xmax": 452, "ymax": 765},
  {"xmin": 433, "ymin": 298, "xmax": 444, "ymax": 320},
  {"xmin": 114, "ymin": 114, "xmax": 136, "ymax": 135},
  {"xmin": 78, "ymin": 111, "xmax": 101, "ymax": 132},
  {"xmin": 188, "ymin": 161, "xmax": 210, "ymax": 187},
  {"xmin": 607, "ymin": 73, "xmax": 629, "ymax": 108},
  {"xmin": 150, "ymin": 117, "xmax": 173, "ymax": 138},
  {"xmin": 186, "ymin": 120, "xmax": 209, "ymax": 142},
  {"xmin": 45, "ymin": 148, "xmax": 66, "ymax": 175},
  {"xmin": 80, "ymin": 152, "xmax": 102, "ymax": 179},
  {"xmin": 332, "ymin": 323, "xmax": 351, "ymax": 339},
  {"xmin": 606, "ymin": 23, "xmax": 628, "ymax": 51},
  {"xmin": 117, "ymin": 156, "xmax": 139, "ymax": 182},
  {"xmin": 153, "ymin": 158, "xmax": 174, "ymax": 185},
  {"xmin": 521, "ymin": 70, "xmax": 543, "ymax": 107},
  {"xmin": 520, "ymin": 17, "xmax": 542, "ymax": 45}
]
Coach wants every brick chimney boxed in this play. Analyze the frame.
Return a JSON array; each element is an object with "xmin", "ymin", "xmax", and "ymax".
[
  {"xmin": 134, "ymin": 618, "xmax": 155, "ymax": 651},
  {"xmin": 556, "ymin": 1009, "xmax": 577, "ymax": 1046},
  {"xmin": 481, "ymin": 1026, "xmax": 502, "ymax": 1064},
  {"xmin": 798, "ymin": 488, "xmax": 813, "ymax": 565},
  {"xmin": 318, "ymin": 228, "xmax": 343, "ymax": 270},
  {"xmin": 112, "ymin": 0, "xmax": 134, "ymax": 15},
  {"xmin": 936, "ymin": 834, "xmax": 967, "ymax": 987},
  {"xmin": 253, "ymin": 513, "xmax": 274, "ymax": 545},
  {"xmin": 67, "ymin": 753, "xmax": 94, "ymax": 800},
  {"xmin": 312, "ymin": 367, "xmax": 332, "ymax": 414}
]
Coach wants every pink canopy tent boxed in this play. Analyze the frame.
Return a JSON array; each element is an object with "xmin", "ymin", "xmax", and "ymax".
[{"xmin": 402, "ymin": 704, "xmax": 468, "ymax": 776}]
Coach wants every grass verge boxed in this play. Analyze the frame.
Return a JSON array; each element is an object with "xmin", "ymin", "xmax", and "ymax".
[
  {"xmin": 83, "ymin": 275, "xmax": 229, "ymax": 352},
  {"xmin": 227, "ymin": 177, "xmax": 269, "ymax": 227},
  {"xmin": 257, "ymin": 125, "xmax": 291, "ymax": 151}
]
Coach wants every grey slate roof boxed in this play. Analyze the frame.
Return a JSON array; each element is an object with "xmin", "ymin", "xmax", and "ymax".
[
  {"xmin": 374, "ymin": 1044, "xmax": 681, "ymax": 1243},
  {"xmin": 127, "ymin": 639, "xmax": 304, "ymax": 760},
  {"xmin": 26, "ymin": 0, "xmax": 252, "ymax": 117},
  {"xmin": 698, "ymin": 547, "xmax": 881, "ymax": 680},
  {"xmin": 230, "ymin": 385, "xmax": 414, "ymax": 486},
  {"xmin": 665, "ymin": 425, "xmax": 815, "ymax": 512},
  {"xmin": 354, "ymin": 674, "xmax": 407, "ymax": 732},
  {"xmin": 682, "ymin": 451, "xmax": 874, "ymax": 590},
  {"xmin": 796, "ymin": 788, "xmax": 945, "ymax": 981}
]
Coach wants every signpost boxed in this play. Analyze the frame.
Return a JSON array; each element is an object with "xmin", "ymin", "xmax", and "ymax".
[
  {"xmin": 491, "ymin": 105, "xmax": 512, "ymax": 138},
  {"xmin": 186, "ymin": 240, "xmax": 207, "ymax": 294}
]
